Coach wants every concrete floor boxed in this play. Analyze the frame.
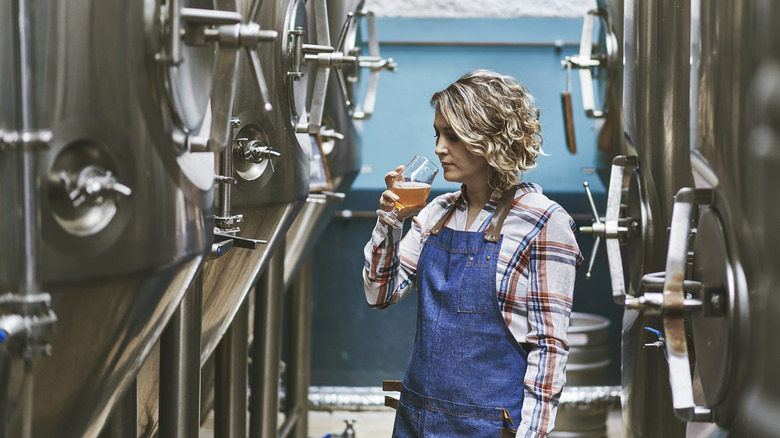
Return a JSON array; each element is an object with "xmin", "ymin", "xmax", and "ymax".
[
  {"xmin": 306, "ymin": 408, "xmax": 625, "ymax": 438},
  {"xmin": 201, "ymin": 407, "xmax": 625, "ymax": 437}
]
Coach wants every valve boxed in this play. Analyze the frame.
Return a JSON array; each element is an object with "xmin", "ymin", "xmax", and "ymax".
[
  {"xmin": 627, "ymin": 187, "xmax": 715, "ymax": 423},
  {"xmin": 234, "ymin": 138, "xmax": 281, "ymax": 170},
  {"xmin": 59, "ymin": 166, "xmax": 132, "ymax": 209},
  {"xmin": 643, "ymin": 326, "xmax": 666, "ymax": 350},
  {"xmin": 579, "ymin": 155, "xmax": 636, "ymax": 303},
  {"xmin": 341, "ymin": 419, "xmax": 356, "ymax": 438}
]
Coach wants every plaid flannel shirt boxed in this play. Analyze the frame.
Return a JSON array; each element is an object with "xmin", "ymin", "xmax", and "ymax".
[{"xmin": 363, "ymin": 183, "xmax": 583, "ymax": 437}]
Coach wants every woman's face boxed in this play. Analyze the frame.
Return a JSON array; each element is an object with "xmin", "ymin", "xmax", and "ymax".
[{"xmin": 433, "ymin": 109, "xmax": 490, "ymax": 189}]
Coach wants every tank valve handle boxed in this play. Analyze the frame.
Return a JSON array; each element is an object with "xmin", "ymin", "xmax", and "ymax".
[
  {"xmin": 629, "ymin": 188, "xmax": 715, "ymax": 423},
  {"xmin": 578, "ymin": 156, "xmax": 635, "ymax": 304},
  {"xmin": 60, "ymin": 166, "xmax": 132, "ymax": 209},
  {"xmin": 642, "ymin": 326, "xmax": 666, "ymax": 350},
  {"xmin": 234, "ymin": 138, "xmax": 281, "ymax": 172}
]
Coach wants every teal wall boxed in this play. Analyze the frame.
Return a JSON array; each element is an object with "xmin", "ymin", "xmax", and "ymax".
[
  {"xmin": 307, "ymin": 17, "xmax": 621, "ymax": 388},
  {"xmin": 353, "ymin": 17, "xmax": 607, "ymax": 194}
]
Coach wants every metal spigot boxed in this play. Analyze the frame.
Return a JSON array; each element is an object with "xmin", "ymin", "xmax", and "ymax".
[
  {"xmin": 643, "ymin": 327, "xmax": 666, "ymax": 350},
  {"xmin": 234, "ymin": 138, "xmax": 281, "ymax": 171},
  {"xmin": 341, "ymin": 419, "xmax": 356, "ymax": 438},
  {"xmin": 60, "ymin": 166, "xmax": 132, "ymax": 209}
]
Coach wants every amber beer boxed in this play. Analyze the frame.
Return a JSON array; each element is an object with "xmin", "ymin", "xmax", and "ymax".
[{"xmin": 392, "ymin": 181, "xmax": 432, "ymax": 210}]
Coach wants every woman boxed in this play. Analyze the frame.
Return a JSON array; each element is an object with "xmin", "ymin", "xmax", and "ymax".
[{"xmin": 363, "ymin": 70, "xmax": 582, "ymax": 437}]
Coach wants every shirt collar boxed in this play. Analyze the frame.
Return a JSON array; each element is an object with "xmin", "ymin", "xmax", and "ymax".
[{"xmin": 459, "ymin": 182, "xmax": 541, "ymax": 205}]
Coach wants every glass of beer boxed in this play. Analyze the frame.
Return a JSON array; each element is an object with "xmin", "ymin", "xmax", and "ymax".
[{"xmin": 377, "ymin": 155, "xmax": 438, "ymax": 227}]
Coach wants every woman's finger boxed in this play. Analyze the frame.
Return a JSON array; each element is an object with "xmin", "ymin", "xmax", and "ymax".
[{"xmin": 384, "ymin": 165, "xmax": 405, "ymax": 189}]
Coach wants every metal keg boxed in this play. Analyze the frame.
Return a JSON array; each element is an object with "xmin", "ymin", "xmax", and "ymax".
[{"xmin": 552, "ymin": 312, "xmax": 611, "ymax": 438}]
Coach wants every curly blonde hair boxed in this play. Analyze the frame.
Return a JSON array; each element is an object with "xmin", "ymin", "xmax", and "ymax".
[{"xmin": 431, "ymin": 70, "xmax": 544, "ymax": 190}]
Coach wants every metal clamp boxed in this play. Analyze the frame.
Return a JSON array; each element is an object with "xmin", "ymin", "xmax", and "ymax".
[
  {"xmin": 579, "ymin": 155, "xmax": 636, "ymax": 304},
  {"xmin": 628, "ymin": 187, "xmax": 715, "ymax": 422},
  {"xmin": 0, "ymin": 292, "xmax": 57, "ymax": 359}
]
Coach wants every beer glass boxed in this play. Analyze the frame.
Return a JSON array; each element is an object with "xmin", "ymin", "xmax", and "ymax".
[{"xmin": 377, "ymin": 155, "xmax": 438, "ymax": 227}]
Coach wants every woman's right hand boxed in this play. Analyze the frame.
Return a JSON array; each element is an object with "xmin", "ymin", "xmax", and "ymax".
[{"xmin": 377, "ymin": 165, "xmax": 425, "ymax": 226}]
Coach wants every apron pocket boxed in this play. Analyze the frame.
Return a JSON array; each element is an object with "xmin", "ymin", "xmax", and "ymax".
[
  {"xmin": 425, "ymin": 404, "xmax": 503, "ymax": 438},
  {"xmin": 392, "ymin": 399, "xmax": 422, "ymax": 437},
  {"xmin": 458, "ymin": 261, "xmax": 488, "ymax": 313}
]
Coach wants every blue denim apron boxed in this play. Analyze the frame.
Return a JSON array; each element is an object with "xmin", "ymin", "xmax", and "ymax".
[{"xmin": 390, "ymin": 187, "xmax": 527, "ymax": 438}]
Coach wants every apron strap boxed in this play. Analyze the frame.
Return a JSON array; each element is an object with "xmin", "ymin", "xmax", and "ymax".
[
  {"xmin": 429, "ymin": 186, "xmax": 519, "ymax": 239},
  {"xmin": 484, "ymin": 186, "xmax": 518, "ymax": 242},
  {"xmin": 429, "ymin": 195, "xmax": 462, "ymax": 236}
]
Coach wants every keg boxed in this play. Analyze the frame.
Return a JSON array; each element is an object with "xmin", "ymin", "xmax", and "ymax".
[{"xmin": 551, "ymin": 312, "xmax": 612, "ymax": 438}]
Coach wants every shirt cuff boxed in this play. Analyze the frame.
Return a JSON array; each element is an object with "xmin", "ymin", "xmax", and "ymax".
[
  {"xmin": 516, "ymin": 424, "xmax": 547, "ymax": 438},
  {"xmin": 371, "ymin": 218, "xmax": 403, "ymax": 245}
]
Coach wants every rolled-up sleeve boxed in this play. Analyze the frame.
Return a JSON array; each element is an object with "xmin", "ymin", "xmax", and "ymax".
[{"xmin": 362, "ymin": 213, "xmax": 426, "ymax": 309}]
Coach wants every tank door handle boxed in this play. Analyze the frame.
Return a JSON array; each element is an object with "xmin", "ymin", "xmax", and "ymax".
[
  {"xmin": 561, "ymin": 9, "xmax": 608, "ymax": 119},
  {"xmin": 350, "ymin": 9, "xmax": 397, "ymax": 121},
  {"xmin": 625, "ymin": 188, "xmax": 715, "ymax": 423},
  {"xmin": 579, "ymin": 155, "xmax": 636, "ymax": 304}
]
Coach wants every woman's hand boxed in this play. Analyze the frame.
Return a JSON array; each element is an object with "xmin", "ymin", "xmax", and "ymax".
[{"xmin": 377, "ymin": 165, "xmax": 426, "ymax": 226}]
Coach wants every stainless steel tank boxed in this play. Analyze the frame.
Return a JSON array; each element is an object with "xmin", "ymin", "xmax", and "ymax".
[
  {"xmin": 0, "ymin": 0, "xmax": 217, "ymax": 436},
  {"xmin": 730, "ymin": 1, "xmax": 780, "ymax": 435},
  {"xmin": 285, "ymin": 0, "xmax": 371, "ymax": 286},
  {"xmin": 619, "ymin": 0, "xmax": 692, "ymax": 436},
  {"xmin": 198, "ymin": 0, "xmax": 309, "ymax": 369},
  {"xmin": 134, "ymin": 0, "xmax": 308, "ymax": 434},
  {"xmin": 678, "ymin": 0, "xmax": 756, "ymax": 433}
]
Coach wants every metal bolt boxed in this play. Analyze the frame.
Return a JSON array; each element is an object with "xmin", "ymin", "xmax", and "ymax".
[{"xmin": 710, "ymin": 293, "xmax": 723, "ymax": 310}]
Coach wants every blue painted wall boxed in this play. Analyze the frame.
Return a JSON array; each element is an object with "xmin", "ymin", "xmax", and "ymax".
[
  {"xmin": 353, "ymin": 17, "xmax": 607, "ymax": 194},
  {"xmin": 307, "ymin": 17, "xmax": 621, "ymax": 388}
]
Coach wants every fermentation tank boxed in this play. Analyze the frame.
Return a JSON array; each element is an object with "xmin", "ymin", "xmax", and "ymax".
[
  {"xmin": 577, "ymin": 0, "xmax": 780, "ymax": 436},
  {"xmin": 285, "ymin": 0, "xmax": 395, "ymax": 285},
  {"xmin": 0, "ymin": 0, "xmax": 220, "ymax": 436}
]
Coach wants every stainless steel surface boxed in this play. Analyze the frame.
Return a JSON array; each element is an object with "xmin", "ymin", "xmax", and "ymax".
[
  {"xmin": 100, "ymin": 380, "xmax": 139, "ymax": 438},
  {"xmin": 0, "ymin": 0, "xmax": 215, "ymax": 436},
  {"xmin": 249, "ymin": 247, "xmax": 286, "ymax": 438},
  {"xmin": 199, "ymin": 0, "xmax": 309, "ymax": 367},
  {"xmin": 286, "ymin": 257, "xmax": 313, "ymax": 438},
  {"xmin": 214, "ymin": 299, "xmax": 249, "ymax": 438},
  {"xmin": 160, "ymin": 274, "xmax": 203, "ymax": 438},
  {"xmin": 620, "ymin": 0, "xmax": 692, "ymax": 436}
]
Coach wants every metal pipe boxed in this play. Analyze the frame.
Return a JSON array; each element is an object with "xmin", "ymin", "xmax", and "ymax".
[
  {"xmin": 220, "ymin": 119, "xmax": 239, "ymax": 221},
  {"xmin": 250, "ymin": 243, "xmax": 285, "ymax": 438},
  {"xmin": 214, "ymin": 297, "xmax": 249, "ymax": 438},
  {"xmin": 11, "ymin": 1, "xmax": 45, "ymax": 436},
  {"xmin": 160, "ymin": 271, "xmax": 203, "ymax": 438},
  {"xmin": 286, "ymin": 256, "xmax": 312, "ymax": 438}
]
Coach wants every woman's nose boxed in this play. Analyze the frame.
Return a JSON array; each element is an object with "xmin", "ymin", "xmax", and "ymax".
[{"xmin": 434, "ymin": 139, "xmax": 446, "ymax": 157}]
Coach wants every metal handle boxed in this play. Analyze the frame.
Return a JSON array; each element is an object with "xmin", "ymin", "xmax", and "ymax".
[
  {"xmin": 561, "ymin": 9, "xmax": 607, "ymax": 119},
  {"xmin": 295, "ymin": 2, "xmax": 396, "ymax": 133},
  {"xmin": 628, "ymin": 187, "xmax": 714, "ymax": 422},
  {"xmin": 61, "ymin": 166, "xmax": 132, "ymax": 209},
  {"xmin": 579, "ymin": 155, "xmax": 635, "ymax": 303},
  {"xmin": 350, "ymin": 9, "xmax": 397, "ymax": 120}
]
